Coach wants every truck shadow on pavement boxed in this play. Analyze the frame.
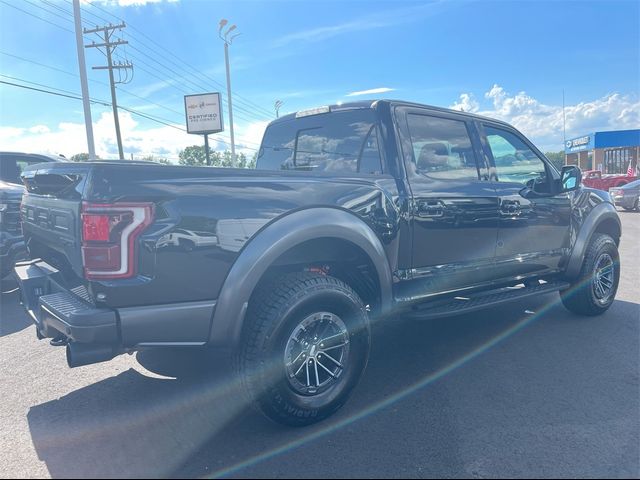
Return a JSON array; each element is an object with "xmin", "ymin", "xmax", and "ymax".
[
  {"xmin": 27, "ymin": 295, "xmax": 639, "ymax": 479},
  {"xmin": 0, "ymin": 278, "xmax": 30, "ymax": 338}
]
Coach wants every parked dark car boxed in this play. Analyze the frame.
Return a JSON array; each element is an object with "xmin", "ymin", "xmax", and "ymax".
[
  {"xmin": 0, "ymin": 152, "xmax": 61, "ymax": 278},
  {"xmin": 14, "ymin": 101, "xmax": 621, "ymax": 426},
  {"xmin": 609, "ymin": 179, "xmax": 640, "ymax": 211}
]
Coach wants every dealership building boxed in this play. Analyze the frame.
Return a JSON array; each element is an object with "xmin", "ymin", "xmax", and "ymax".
[{"xmin": 564, "ymin": 129, "xmax": 640, "ymax": 174}]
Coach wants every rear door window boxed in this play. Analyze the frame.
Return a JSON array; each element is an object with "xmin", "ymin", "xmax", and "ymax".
[{"xmin": 406, "ymin": 114, "xmax": 480, "ymax": 180}]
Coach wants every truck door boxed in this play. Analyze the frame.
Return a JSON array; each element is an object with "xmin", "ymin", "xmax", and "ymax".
[
  {"xmin": 395, "ymin": 108, "xmax": 499, "ymax": 301},
  {"xmin": 479, "ymin": 123, "xmax": 572, "ymax": 280}
]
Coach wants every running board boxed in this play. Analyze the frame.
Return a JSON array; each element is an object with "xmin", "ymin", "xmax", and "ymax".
[{"xmin": 406, "ymin": 281, "xmax": 570, "ymax": 319}]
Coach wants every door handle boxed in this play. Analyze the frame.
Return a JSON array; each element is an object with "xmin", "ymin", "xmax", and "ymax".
[{"xmin": 417, "ymin": 200, "xmax": 446, "ymax": 218}]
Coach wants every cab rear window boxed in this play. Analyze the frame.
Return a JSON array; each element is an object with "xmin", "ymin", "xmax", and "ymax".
[{"xmin": 256, "ymin": 109, "xmax": 383, "ymax": 174}]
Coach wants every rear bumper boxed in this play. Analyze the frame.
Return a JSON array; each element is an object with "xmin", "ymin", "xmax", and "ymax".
[
  {"xmin": 14, "ymin": 260, "xmax": 119, "ymax": 344},
  {"xmin": 14, "ymin": 260, "xmax": 218, "ymax": 364}
]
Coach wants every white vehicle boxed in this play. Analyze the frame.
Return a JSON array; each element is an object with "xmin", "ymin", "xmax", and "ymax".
[{"xmin": 157, "ymin": 229, "xmax": 218, "ymax": 250}]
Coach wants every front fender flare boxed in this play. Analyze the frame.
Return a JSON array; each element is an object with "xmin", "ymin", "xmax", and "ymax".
[
  {"xmin": 208, "ymin": 208, "xmax": 393, "ymax": 347},
  {"xmin": 565, "ymin": 201, "xmax": 621, "ymax": 279}
]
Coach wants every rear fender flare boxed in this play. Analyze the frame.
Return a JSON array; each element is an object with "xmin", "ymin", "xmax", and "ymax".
[{"xmin": 208, "ymin": 208, "xmax": 393, "ymax": 347}]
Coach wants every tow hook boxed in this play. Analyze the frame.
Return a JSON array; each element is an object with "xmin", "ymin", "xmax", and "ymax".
[{"xmin": 49, "ymin": 336, "xmax": 68, "ymax": 347}]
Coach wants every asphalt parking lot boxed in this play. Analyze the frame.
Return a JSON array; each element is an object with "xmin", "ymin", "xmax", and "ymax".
[{"xmin": 0, "ymin": 211, "xmax": 638, "ymax": 479}]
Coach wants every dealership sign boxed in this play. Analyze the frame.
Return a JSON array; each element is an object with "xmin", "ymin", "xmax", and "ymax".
[
  {"xmin": 184, "ymin": 93, "xmax": 223, "ymax": 134},
  {"xmin": 565, "ymin": 134, "xmax": 594, "ymax": 153}
]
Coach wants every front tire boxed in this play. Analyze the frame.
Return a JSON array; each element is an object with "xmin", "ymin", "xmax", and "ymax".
[
  {"xmin": 237, "ymin": 272, "xmax": 371, "ymax": 426},
  {"xmin": 622, "ymin": 198, "xmax": 639, "ymax": 212},
  {"xmin": 561, "ymin": 233, "xmax": 620, "ymax": 316}
]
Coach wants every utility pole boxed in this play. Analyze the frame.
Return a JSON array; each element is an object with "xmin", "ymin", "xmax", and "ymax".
[
  {"xmin": 219, "ymin": 19, "xmax": 241, "ymax": 167},
  {"xmin": 85, "ymin": 23, "xmax": 133, "ymax": 159},
  {"xmin": 72, "ymin": 0, "xmax": 95, "ymax": 160}
]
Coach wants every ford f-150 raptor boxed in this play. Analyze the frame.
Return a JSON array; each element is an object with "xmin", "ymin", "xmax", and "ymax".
[{"xmin": 14, "ymin": 100, "xmax": 621, "ymax": 426}]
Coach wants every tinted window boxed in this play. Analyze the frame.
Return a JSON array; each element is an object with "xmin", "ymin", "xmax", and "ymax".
[
  {"xmin": 0, "ymin": 157, "xmax": 22, "ymax": 184},
  {"xmin": 484, "ymin": 125, "xmax": 548, "ymax": 185},
  {"xmin": 257, "ymin": 110, "xmax": 382, "ymax": 174},
  {"xmin": 406, "ymin": 114, "xmax": 479, "ymax": 180},
  {"xmin": 0, "ymin": 155, "xmax": 54, "ymax": 184},
  {"xmin": 622, "ymin": 179, "xmax": 640, "ymax": 189}
]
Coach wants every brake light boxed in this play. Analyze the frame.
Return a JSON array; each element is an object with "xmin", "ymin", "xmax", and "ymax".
[{"xmin": 81, "ymin": 202, "xmax": 154, "ymax": 279}]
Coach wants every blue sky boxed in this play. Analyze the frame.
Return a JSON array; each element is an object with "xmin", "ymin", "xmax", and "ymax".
[{"xmin": 0, "ymin": 0, "xmax": 638, "ymax": 160}]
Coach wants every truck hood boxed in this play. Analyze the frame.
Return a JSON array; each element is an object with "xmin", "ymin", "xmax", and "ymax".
[
  {"xmin": 0, "ymin": 179, "xmax": 25, "ymax": 201},
  {"xmin": 582, "ymin": 186, "xmax": 613, "ymax": 203}
]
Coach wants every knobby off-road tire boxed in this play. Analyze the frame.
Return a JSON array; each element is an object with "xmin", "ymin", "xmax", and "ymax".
[
  {"xmin": 237, "ymin": 272, "xmax": 371, "ymax": 426},
  {"xmin": 561, "ymin": 233, "xmax": 620, "ymax": 316}
]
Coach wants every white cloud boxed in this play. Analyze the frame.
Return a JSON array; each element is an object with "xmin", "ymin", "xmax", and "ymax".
[
  {"xmin": 0, "ymin": 112, "xmax": 266, "ymax": 163},
  {"xmin": 346, "ymin": 87, "xmax": 395, "ymax": 97},
  {"xmin": 0, "ymin": 126, "xmax": 26, "ymax": 139},
  {"xmin": 450, "ymin": 84, "xmax": 640, "ymax": 151},
  {"xmin": 28, "ymin": 125, "xmax": 51, "ymax": 134},
  {"xmin": 236, "ymin": 120, "xmax": 269, "ymax": 152},
  {"xmin": 449, "ymin": 93, "xmax": 479, "ymax": 113},
  {"xmin": 272, "ymin": 1, "xmax": 451, "ymax": 48}
]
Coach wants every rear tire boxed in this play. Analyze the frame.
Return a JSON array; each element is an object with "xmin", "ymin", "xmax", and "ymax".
[
  {"xmin": 561, "ymin": 233, "xmax": 620, "ymax": 316},
  {"xmin": 237, "ymin": 272, "xmax": 371, "ymax": 426}
]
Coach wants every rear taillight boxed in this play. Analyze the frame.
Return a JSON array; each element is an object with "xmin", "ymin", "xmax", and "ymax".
[{"xmin": 81, "ymin": 202, "xmax": 154, "ymax": 280}]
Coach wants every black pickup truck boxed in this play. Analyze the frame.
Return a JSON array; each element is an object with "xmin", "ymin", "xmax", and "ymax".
[
  {"xmin": 1, "ymin": 152, "xmax": 60, "ymax": 278},
  {"xmin": 15, "ymin": 100, "xmax": 621, "ymax": 426}
]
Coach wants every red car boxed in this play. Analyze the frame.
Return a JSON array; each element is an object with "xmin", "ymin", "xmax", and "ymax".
[{"xmin": 582, "ymin": 170, "xmax": 638, "ymax": 191}]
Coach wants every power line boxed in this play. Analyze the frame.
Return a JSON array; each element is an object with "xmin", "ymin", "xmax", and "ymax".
[
  {"xmin": 0, "ymin": 0, "xmax": 74, "ymax": 33},
  {"xmin": 1, "ymin": 0, "xmax": 268, "ymax": 149},
  {"xmin": 16, "ymin": 0, "xmax": 272, "ymax": 124},
  {"xmin": 40, "ymin": 0, "xmax": 76, "ymax": 19},
  {"xmin": 0, "ymin": 50, "xmax": 186, "ymax": 119},
  {"xmin": 44, "ymin": 0, "xmax": 270, "ymax": 124},
  {"xmin": 69, "ymin": 0, "xmax": 275, "ymax": 119},
  {"xmin": 0, "ymin": 77, "xmax": 99, "ymax": 103},
  {"xmin": 22, "ymin": 0, "xmax": 74, "ymax": 25},
  {"xmin": 125, "ymin": 45, "xmax": 270, "ymax": 124},
  {"xmin": 85, "ymin": 22, "xmax": 133, "ymax": 158},
  {"xmin": 1, "ymin": 55, "xmax": 262, "ymax": 148},
  {"xmin": 0, "ymin": 77, "xmax": 259, "ymax": 151}
]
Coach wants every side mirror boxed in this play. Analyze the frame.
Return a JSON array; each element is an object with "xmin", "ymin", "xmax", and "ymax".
[{"xmin": 561, "ymin": 165, "xmax": 581, "ymax": 192}]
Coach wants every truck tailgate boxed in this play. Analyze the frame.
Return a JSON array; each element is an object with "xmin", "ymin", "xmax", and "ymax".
[{"xmin": 20, "ymin": 163, "xmax": 90, "ymax": 278}]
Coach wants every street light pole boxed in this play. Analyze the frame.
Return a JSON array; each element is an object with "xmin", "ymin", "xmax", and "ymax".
[
  {"xmin": 223, "ymin": 41, "xmax": 235, "ymax": 166},
  {"xmin": 219, "ymin": 19, "xmax": 240, "ymax": 168},
  {"xmin": 275, "ymin": 99, "xmax": 283, "ymax": 118}
]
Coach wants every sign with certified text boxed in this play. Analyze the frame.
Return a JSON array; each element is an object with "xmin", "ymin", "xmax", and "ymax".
[{"xmin": 184, "ymin": 92, "xmax": 224, "ymax": 134}]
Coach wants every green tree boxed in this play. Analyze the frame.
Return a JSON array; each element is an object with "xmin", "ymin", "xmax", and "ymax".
[
  {"xmin": 544, "ymin": 151, "xmax": 565, "ymax": 171},
  {"xmin": 141, "ymin": 155, "xmax": 171, "ymax": 165},
  {"xmin": 178, "ymin": 146, "xmax": 256, "ymax": 168},
  {"xmin": 178, "ymin": 145, "xmax": 210, "ymax": 166},
  {"xmin": 70, "ymin": 153, "xmax": 100, "ymax": 162}
]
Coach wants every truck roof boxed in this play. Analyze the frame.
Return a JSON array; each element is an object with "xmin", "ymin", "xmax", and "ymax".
[{"xmin": 271, "ymin": 99, "xmax": 513, "ymax": 129}]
